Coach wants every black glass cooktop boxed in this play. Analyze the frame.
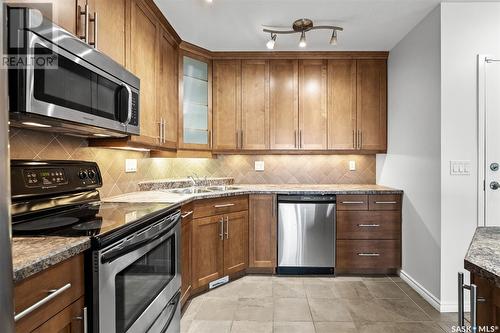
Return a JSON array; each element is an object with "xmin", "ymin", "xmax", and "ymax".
[{"xmin": 12, "ymin": 201, "xmax": 176, "ymax": 238}]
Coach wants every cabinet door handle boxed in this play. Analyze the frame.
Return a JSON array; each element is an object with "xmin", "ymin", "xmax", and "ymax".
[
  {"xmin": 15, "ymin": 283, "xmax": 72, "ymax": 322},
  {"xmin": 352, "ymin": 129, "xmax": 356, "ymax": 149},
  {"xmin": 341, "ymin": 201, "xmax": 365, "ymax": 204},
  {"xmin": 358, "ymin": 224, "xmax": 380, "ymax": 227},
  {"xmin": 294, "ymin": 130, "xmax": 297, "ymax": 148},
  {"xmin": 299, "ymin": 130, "xmax": 303, "ymax": 149},
  {"xmin": 181, "ymin": 211, "xmax": 193, "ymax": 219},
  {"xmin": 77, "ymin": 4, "xmax": 89, "ymax": 43},
  {"xmin": 225, "ymin": 216, "xmax": 229, "ymax": 239},
  {"xmin": 458, "ymin": 272, "xmax": 478, "ymax": 330},
  {"xmin": 240, "ymin": 130, "xmax": 244, "ymax": 149},
  {"xmin": 208, "ymin": 130, "xmax": 212, "ymax": 148},
  {"xmin": 163, "ymin": 120, "xmax": 167, "ymax": 143},
  {"xmin": 374, "ymin": 201, "xmax": 398, "ymax": 204},
  {"xmin": 214, "ymin": 203, "xmax": 235, "ymax": 208},
  {"xmin": 357, "ymin": 130, "xmax": 361, "ymax": 149},
  {"xmin": 359, "ymin": 130, "xmax": 363, "ymax": 149},
  {"xmin": 236, "ymin": 131, "xmax": 239, "ymax": 149},
  {"xmin": 74, "ymin": 307, "xmax": 88, "ymax": 333},
  {"xmin": 158, "ymin": 119, "xmax": 162, "ymax": 143},
  {"xmin": 219, "ymin": 218, "xmax": 224, "ymax": 240},
  {"xmin": 89, "ymin": 11, "xmax": 98, "ymax": 48},
  {"xmin": 357, "ymin": 253, "xmax": 380, "ymax": 257}
]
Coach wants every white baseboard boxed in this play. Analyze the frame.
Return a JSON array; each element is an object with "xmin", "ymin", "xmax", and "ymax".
[{"xmin": 399, "ymin": 270, "xmax": 442, "ymax": 311}]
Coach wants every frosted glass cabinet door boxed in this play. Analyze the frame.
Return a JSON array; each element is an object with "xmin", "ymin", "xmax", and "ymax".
[{"xmin": 182, "ymin": 56, "xmax": 210, "ymax": 147}]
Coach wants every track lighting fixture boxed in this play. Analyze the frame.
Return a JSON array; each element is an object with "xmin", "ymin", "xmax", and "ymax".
[
  {"xmin": 263, "ymin": 18, "xmax": 342, "ymax": 50},
  {"xmin": 299, "ymin": 31, "xmax": 307, "ymax": 48},
  {"xmin": 330, "ymin": 30, "xmax": 338, "ymax": 45},
  {"xmin": 266, "ymin": 33, "xmax": 277, "ymax": 50}
]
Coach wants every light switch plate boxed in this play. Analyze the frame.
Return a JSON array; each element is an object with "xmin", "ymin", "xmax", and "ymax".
[
  {"xmin": 255, "ymin": 161, "xmax": 265, "ymax": 171},
  {"xmin": 349, "ymin": 160, "xmax": 356, "ymax": 171},
  {"xmin": 450, "ymin": 160, "xmax": 471, "ymax": 175},
  {"xmin": 125, "ymin": 159, "xmax": 137, "ymax": 173}
]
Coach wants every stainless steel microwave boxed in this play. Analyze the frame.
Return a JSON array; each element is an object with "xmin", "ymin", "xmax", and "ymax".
[{"xmin": 7, "ymin": 6, "xmax": 140, "ymax": 138}]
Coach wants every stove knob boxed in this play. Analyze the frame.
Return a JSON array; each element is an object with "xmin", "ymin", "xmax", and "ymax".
[
  {"xmin": 79, "ymin": 171, "xmax": 88, "ymax": 179},
  {"xmin": 88, "ymin": 170, "xmax": 96, "ymax": 179}
]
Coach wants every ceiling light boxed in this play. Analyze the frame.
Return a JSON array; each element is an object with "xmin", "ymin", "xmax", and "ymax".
[
  {"xmin": 299, "ymin": 31, "xmax": 307, "ymax": 48},
  {"xmin": 330, "ymin": 30, "xmax": 338, "ymax": 45},
  {"xmin": 266, "ymin": 33, "xmax": 277, "ymax": 50},
  {"xmin": 206, "ymin": 0, "xmax": 213, "ymax": 3},
  {"xmin": 262, "ymin": 18, "xmax": 343, "ymax": 50},
  {"xmin": 21, "ymin": 122, "xmax": 52, "ymax": 128}
]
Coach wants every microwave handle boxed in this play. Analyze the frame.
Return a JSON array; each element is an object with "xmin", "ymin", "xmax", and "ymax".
[{"xmin": 121, "ymin": 84, "xmax": 133, "ymax": 126}]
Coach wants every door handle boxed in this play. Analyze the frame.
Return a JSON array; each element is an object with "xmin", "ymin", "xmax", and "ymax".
[
  {"xmin": 240, "ymin": 130, "xmax": 244, "ymax": 149},
  {"xmin": 89, "ymin": 11, "xmax": 98, "ymax": 48},
  {"xmin": 374, "ymin": 201, "xmax": 398, "ymax": 204},
  {"xmin": 219, "ymin": 218, "xmax": 224, "ymax": 240},
  {"xmin": 358, "ymin": 224, "xmax": 380, "ymax": 227},
  {"xmin": 352, "ymin": 130, "xmax": 356, "ymax": 149},
  {"xmin": 181, "ymin": 211, "xmax": 193, "ymax": 219},
  {"xmin": 15, "ymin": 283, "xmax": 72, "ymax": 322},
  {"xmin": 357, "ymin": 253, "xmax": 380, "ymax": 257},
  {"xmin": 341, "ymin": 201, "xmax": 365, "ymax": 204},
  {"xmin": 490, "ymin": 181, "xmax": 500, "ymax": 190},
  {"xmin": 77, "ymin": 4, "xmax": 89, "ymax": 43},
  {"xmin": 74, "ymin": 307, "xmax": 88, "ymax": 333},
  {"xmin": 225, "ymin": 216, "xmax": 229, "ymax": 239},
  {"xmin": 214, "ymin": 203, "xmax": 235, "ymax": 208},
  {"xmin": 299, "ymin": 130, "xmax": 303, "ymax": 149}
]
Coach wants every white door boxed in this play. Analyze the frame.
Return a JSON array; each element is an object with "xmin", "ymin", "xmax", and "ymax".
[{"xmin": 483, "ymin": 57, "xmax": 500, "ymax": 226}]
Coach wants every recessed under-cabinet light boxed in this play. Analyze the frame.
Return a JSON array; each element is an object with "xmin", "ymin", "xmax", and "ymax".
[{"xmin": 21, "ymin": 122, "xmax": 52, "ymax": 128}]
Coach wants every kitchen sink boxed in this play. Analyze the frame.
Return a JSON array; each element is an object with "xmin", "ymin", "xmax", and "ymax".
[
  {"xmin": 204, "ymin": 185, "xmax": 242, "ymax": 192},
  {"xmin": 166, "ymin": 187, "xmax": 213, "ymax": 194}
]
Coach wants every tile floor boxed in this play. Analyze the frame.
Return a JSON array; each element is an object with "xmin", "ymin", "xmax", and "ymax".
[{"xmin": 181, "ymin": 275, "xmax": 461, "ymax": 333}]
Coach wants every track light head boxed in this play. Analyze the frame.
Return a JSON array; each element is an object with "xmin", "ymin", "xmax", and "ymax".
[
  {"xmin": 266, "ymin": 33, "xmax": 277, "ymax": 50},
  {"xmin": 299, "ymin": 31, "xmax": 307, "ymax": 48},
  {"xmin": 330, "ymin": 30, "xmax": 338, "ymax": 45}
]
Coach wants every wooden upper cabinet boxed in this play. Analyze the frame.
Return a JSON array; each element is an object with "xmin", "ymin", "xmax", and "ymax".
[
  {"xmin": 328, "ymin": 60, "xmax": 357, "ymax": 150},
  {"xmin": 241, "ymin": 60, "xmax": 270, "ymax": 150},
  {"xmin": 356, "ymin": 59, "xmax": 387, "ymax": 151},
  {"xmin": 213, "ymin": 60, "xmax": 241, "ymax": 150},
  {"xmin": 157, "ymin": 28, "xmax": 178, "ymax": 148},
  {"xmin": 5, "ymin": 0, "xmax": 80, "ymax": 35},
  {"xmin": 128, "ymin": 0, "xmax": 159, "ymax": 145},
  {"xmin": 299, "ymin": 60, "xmax": 327, "ymax": 150},
  {"xmin": 87, "ymin": 0, "xmax": 126, "ymax": 65},
  {"xmin": 270, "ymin": 60, "xmax": 299, "ymax": 150}
]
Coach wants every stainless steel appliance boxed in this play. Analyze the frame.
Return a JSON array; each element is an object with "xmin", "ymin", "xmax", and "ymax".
[
  {"xmin": 10, "ymin": 160, "xmax": 181, "ymax": 333},
  {"xmin": 0, "ymin": 3, "xmax": 15, "ymax": 331},
  {"xmin": 7, "ymin": 6, "xmax": 140, "ymax": 137},
  {"xmin": 277, "ymin": 195, "xmax": 336, "ymax": 275}
]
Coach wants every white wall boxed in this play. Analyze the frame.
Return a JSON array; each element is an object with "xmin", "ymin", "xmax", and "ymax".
[
  {"xmin": 377, "ymin": 5, "xmax": 442, "ymax": 302},
  {"xmin": 440, "ymin": 2, "xmax": 500, "ymax": 311}
]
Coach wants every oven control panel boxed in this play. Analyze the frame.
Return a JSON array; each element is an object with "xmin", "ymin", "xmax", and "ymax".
[
  {"xmin": 11, "ymin": 161, "xmax": 102, "ymax": 198},
  {"xmin": 23, "ymin": 168, "xmax": 68, "ymax": 187}
]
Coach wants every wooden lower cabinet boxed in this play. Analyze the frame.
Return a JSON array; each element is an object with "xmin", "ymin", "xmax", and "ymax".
[
  {"xmin": 470, "ymin": 273, "xmax": 500, "ymax": 328},
  {"xmin": 191, "ymin": 214, "xmax": 225, "ymax": 290},
  {"xmin": 223, "ymin": 211, "xmax": 249, "ymax": 275},
  {"xmin": 191, "ymin": 198, "xmax": 249, "ymax": 291},
  {"xmin": 248, "ymin": 195, "xmax": 277, "ymax": 271},
  {"xmin": 336, "ymin": 194, "xmax": 402, "ymax": 273},
  {"xmin": 180, "ymin": 204, "xmax": 193, "ymax": 308},
  {"xmin": 31, "ymin": 297, "xmax": 86, "ymax": 333},
  {"xmin": 14, "ymin": 254, "xmax": 85, "ymax": 333}
]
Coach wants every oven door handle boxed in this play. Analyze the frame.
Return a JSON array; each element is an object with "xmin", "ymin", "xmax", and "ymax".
[
  {"xmin": 158, "ymin": 291, "xmax": 181, "ymax": 333},
  {"xmin": 101, "ymin": 218, "xmax": 178, "ymax": 264}
]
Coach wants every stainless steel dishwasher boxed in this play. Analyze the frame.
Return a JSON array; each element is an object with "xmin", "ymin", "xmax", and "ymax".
[{"xmin": 277, "ymin": 195, "xmax": 336, "ymax": 275}]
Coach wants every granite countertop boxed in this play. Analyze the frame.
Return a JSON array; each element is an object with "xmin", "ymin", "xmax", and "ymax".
[
  {"xmin": 13, "ymin": 183, "xmax": 402, "ymax": 283},
  {"xmin": 104, "ymin": 183, "xmax": 403, "ymax": 205},
  {"xmin": 12, "ymin": 237, "xmax": 90, "ymax": 283},
  {"xmin": 464, "ymin": 227, "xmax": 500, "ymax": 287}
]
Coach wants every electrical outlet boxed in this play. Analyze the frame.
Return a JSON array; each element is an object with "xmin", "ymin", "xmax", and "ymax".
[
  {"xmin": 255, "ymin": 161, "xmax": 265, "ymax": 171},
  {"xmin": 125, "ymin": 159, "xmax": 137, "ymax": 173},
  {"xmin": 349, "ymin": 160, "xmax": 356, "ymax": 171}
]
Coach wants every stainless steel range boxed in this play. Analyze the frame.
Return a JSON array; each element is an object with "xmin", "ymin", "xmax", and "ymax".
[{"xmin": 10, "ymin": 160, "xmax": 181, "ymax": 333}]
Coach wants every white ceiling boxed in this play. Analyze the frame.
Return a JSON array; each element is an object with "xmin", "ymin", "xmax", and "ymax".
[{"xmin": 153, "ymin": 0, "xmax": 455, "ymax": 51}]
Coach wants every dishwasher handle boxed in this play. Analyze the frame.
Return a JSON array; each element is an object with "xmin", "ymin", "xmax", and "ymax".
[{"xmin": 277, "ymin": 195, "xmax": 336, "ymax": 203}]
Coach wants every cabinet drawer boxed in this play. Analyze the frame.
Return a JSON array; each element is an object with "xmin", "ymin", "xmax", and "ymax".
[
  {"xmin": 336, "ymin": 195, "xmax": 368, "ymax": 211},
  {"xmin": 337, "ymin": 211, "xmax": 400, "ymax": 240},
  {"xmin": 337, "ymin": 240, "xmax": 400, "ymax": 269},
  {"xmin": 368, "ymin": 194, "xmax": 401, "ymax": 211},
  {"xmin": 15, "ymin": 254, "xmax": 85, "ymax": 333},
  {"xmin": 193, "ymin": 195, "xmax": 248, "ymax": 219}
]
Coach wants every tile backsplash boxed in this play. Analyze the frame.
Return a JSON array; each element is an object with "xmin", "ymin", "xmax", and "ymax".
[{"xmin": 9, "ymin": 129, "xmax": 376, "ymax": 198}]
